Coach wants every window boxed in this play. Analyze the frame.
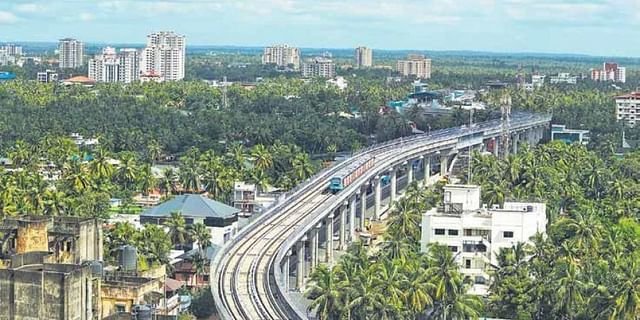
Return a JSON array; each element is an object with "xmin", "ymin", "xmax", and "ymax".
[
  {"xmin": 448, "ymin": 229, "xmax": 459, "ymax": 236},
  {"xmin": 116, "ymin": 305, "xmax": 126, "ymax": 313},
  {"xmin": 434, "ymin": 228, "xmax": 445, "ymax": 235},
  {"xmin": 448, "ymin": 246, "xmax": 458, "ymax": 252},
  {"xmin": 503, "ymin": 231, "xmax": 514, "ymax": 238},
  {"xmin": 465, "ymin": 259, "xmax": 471, "ymax": 269}
]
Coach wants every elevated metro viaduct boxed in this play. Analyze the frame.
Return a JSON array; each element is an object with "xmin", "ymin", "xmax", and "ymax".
[{"xmin": 212, "ymin": 112, "xmax": 552, "ymax": 320}]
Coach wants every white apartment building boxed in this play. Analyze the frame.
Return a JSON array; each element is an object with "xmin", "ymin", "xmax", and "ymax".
[
  {"xmin": 1, "ymin": 44, "xmax": 22, "ymax": 56},
  {"xmin": 89, "ymin": 47, "xmax": 140, "ymax": 83},
  {"xmin": 37, "ymin": 69, "xmax": 59, "ymax": 83},
  {"xmin": 0, "ymin": 49, "xmax": 15, "ymax": 66},
  {"xmin": 141, "ymin": 32, "xmax": 186, "ymax": 81},
  {"xmin": 302, "ymin": 57, "xmax": 336, "ymax": 78},
  {"xmin": 531, "ymin": 74, "xmax": 545, "ymax": 88},
  {"xmin": 421, "ymin": 185, "xmax": 547, "ymax": 295},
  {"xmin": 262, "ymin": 44, "xmax": 300, "ymax": 70},
  {"xmin": 119, "ymin": 49, "xmax": 140, "ymax": 83},
  {"xmin": 397, "ymin": 54, "xmax": 432, "ymax": 79},
  {"xmin": 550, "ymin": 73, "xmax": 578, "ymax": 84},
  {"xmin": 615, "ymin": 92, "xmax": 640, "ymax": 127},
  {"xmin": 58, "ymin": 38, "xmax": 84, "ymax": 68},
  {"xmin": 355, "ymin": 46, "xmax": 373, "ymax": 68}
]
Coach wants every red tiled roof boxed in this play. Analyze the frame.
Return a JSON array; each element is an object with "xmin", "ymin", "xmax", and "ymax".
[
  {"xmin": 616, "ymin": 92, "xmax": 640, "ymax": 99},
  {"xmin": 64, "ymin": 76, "xmax": 96, "ymax": 84},
  {"xmin": 164, "ymin": 277, "xmax": 184, "ymax": 292}
]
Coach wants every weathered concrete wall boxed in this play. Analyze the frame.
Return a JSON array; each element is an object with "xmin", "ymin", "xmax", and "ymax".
[
  {"xmin": 16, "ymin": 219, "xmax": 49, "ymax": 254},
  {"xmin": 0, "ymin": 264, "xmax": 96, "ymax": 320}
]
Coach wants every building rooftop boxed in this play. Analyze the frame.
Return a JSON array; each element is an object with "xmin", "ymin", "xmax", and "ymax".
[
  {"xmin": 616, "ymin": 92, "xmax": 640, "ymax": 99},
  {"xmin": 141, "ymin": 194, "xmax": 239, "ymax": 219},
  {"xmin": 63, "ymin": 76, "xmax": 96, "ymax": 85}
]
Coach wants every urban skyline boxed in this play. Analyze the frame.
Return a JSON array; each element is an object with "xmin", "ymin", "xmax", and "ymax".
[{"xmin": 1, "ymin": 0, "xmax": 640, "ymax": 57}]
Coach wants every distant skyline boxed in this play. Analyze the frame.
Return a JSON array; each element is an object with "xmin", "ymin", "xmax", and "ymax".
[{"xmin": 1, "ymin": 0, "xmax": 640, "ymax": 57}]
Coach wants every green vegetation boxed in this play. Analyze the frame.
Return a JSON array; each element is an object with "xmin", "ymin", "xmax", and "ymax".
[
  {"xmin": 189, "ymin": 285, "xmax": 216, "ymax": 319},
  {"xmin": 306, "ymin": 183, "xmax": 484, "ymax": 319},
  {"xmin": 307, "ymin": 142, "xmax": 640, "ymax": 319},
  {"xmin": 471, "ymin": 142, "xmax": 640, "ymax": 319}
]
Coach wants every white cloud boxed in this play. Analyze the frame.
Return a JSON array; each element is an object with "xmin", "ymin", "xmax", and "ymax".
[
  {"xmin": 14, "ymin": 3, "xmax": 44, "ymax": 13},
  {"xmin": 79, "ymin": 12, "xmax": 95, "ymax": 21},
  {"xmin": 0, "ymin": 11, "xmax": 18, "ymax": 24}
]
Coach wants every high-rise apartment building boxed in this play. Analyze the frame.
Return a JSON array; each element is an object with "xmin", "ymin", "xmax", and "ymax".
[
  {"xmin": 58, "ymin": 38, "xmax": 84, "ymax": 69},
  {"xmin": 591, "ymin": 62, "xmax": 626, "ymax": 83},
  {"xmin": 262, "ymin": 44, "xmax": 300, "ymax": 70},
  {"xmin": 615, "ymin": 92, "xmax": 640, "ymax": 127},
  {"xmin": 397, "ymin": 54, "xmax": 432, "ymax": 79},
  {"xmin": 140, "ymin": 32, "xmax": 186, "ymax": 81},
  {"xmin": 1, "ymin": 44, "xmax": 23, "ymax": 56},
  {"xmin": 355, "ymin": 46, "xmax": 373, "ymax": 68},
  {"xmin": 118, "ymin": 48, "xmax": 140, "ymax": 83},
  {"xmin": 302, "ymin": 57, "xmax": 336, "ymax": 78},
  {"xmin": 88, "ymin": 47, "xmax": 140, "ymax": 83}
]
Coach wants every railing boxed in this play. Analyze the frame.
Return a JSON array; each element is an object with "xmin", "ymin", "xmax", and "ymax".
[
  {"xmin": 270, "ymin": 113, "xmax": 552, "ymax": 319},
  {"xmin": 212, "ymin": 112, "xmax": 553, "ymax": 320}
]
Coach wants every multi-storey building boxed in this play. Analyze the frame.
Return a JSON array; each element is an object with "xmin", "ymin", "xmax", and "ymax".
[
  {"xmin": 550, "ymin": 72, "xmax": 578, "ymax": 84},
  {"xmin": 118, "ymin": 48, "xmax": 140, "ymax": 83},
  {"xmin": 262, "ymin": 44, "xmax": 300, "ymax": 70},
  {"xmin": 58, "ymin": 38, "xmax": 84, "ymax": 68},
  {"xmin": 531, "ymin": 74, "xmax": 545, "ymax": 88},
  {"xmin": 591, "ymin": 62, "xmax": 626, "ymax": 83},
  {"xmin": 551, "ymin": 124, "xmax": 590, "ymax": 145},
  {"xmin": 397, "ymin": 54, "xmax": 432, "ymax": 79},
  {"xmin": 233, "ymin": 181, "xmax": 278, "ymax": 217},
  {"xmin": 1, "ymin": 43, "xmax": 22, "ymax": 56},
  {"xmin": 615, "ymin": 92, "xmax": 640, "ymax": 127},
  {"xmin": 302, "ymin": 57, "xmax": 336, "ymax": 78},
  {"xmin": 88, "ymin": 47, "xmax": 140, "ymax": 83},
  {"xmin": 355, "ymin": 46, "xmax": 373, "ymax": 68},
  {"xmin": 421, "ymin": 185, "xmax": 546, "ymax": 295},
  {"xmin": 140, "ymin": 31, "xmax": 186, "ymax": 81},
  {"xmin": 0, "ymin": 216, "xmax": 103, "ymax": 319},
  {"xmin": 37, "ymin": 69, "xmax": 59, "ymax": 83}
]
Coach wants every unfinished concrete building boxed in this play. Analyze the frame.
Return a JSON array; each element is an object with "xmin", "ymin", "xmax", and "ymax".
[{"xmin": 0, "ymin": 216, "xmax": 103, "ymax": 319}]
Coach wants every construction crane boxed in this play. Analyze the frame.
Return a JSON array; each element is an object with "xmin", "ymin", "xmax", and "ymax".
[{"xmin": 500, "ymin": 92, "xmax": 512, "ymax": 159}]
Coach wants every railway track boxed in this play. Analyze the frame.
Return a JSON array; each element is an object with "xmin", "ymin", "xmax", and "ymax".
[
  {"xmin": 214, "ymin": 113, "xmax": 552, "ymax": 320},
  {"xmin": 218, "ymin": 147, "xmax": 401, "ymax": 320}
]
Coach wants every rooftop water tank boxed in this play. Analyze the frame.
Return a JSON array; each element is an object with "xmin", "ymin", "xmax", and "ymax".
[{"xmin": 118, "ymin": 245, "xmax": 137, "ymax": 272}]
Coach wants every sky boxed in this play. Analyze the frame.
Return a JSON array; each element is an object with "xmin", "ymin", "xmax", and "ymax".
[{"xmin": 1, "ymin": 0, "xmax": 640, "ymax": 57}]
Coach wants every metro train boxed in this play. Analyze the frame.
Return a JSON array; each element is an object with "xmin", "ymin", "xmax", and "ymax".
[{"xmin": 329, "ymin": 155, "xmax": 375, "ymax": 193}]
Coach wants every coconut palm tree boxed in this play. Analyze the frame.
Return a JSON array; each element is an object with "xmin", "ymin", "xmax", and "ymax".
[
  {"xmin": 165, "ymin": 211, "xmax": 189, "ymax": 249},
  {"xmin": 159, "ymin": 168, "xmax": 178, "ymax": 196},
  {"xmin": 305, "ymin": 265, "xmax": 343, "ymax": 320},
  {"xmin": 189, "ymin": 222, "xmax": 211, "ymax": 254},
  {"xmin": 251, "ymin": 144, "xmax": 273, "ymax": 172},
  {"xmin": 291, "ymin": 153, "xmax": 314, "ymax": 182}
]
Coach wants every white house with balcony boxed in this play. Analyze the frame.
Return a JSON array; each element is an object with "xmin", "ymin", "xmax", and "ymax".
[{"xmin": 420, "ymin": 185, "xmax": 547, "ymax": 295}]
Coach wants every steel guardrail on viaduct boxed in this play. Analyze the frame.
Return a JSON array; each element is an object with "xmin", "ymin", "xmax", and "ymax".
[{"xmin": 212, "ymin": 112, "xmax": 552, "ymax": 320}]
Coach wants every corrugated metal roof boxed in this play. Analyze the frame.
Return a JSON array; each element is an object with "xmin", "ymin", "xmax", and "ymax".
[{"xmin": 141, "ymin": 194, "xmax": 239, "ymax": 219}]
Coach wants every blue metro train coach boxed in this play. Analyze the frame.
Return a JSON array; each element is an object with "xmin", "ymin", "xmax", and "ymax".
[{"xmin": 329, "ymin": 155, "xmax": 375, "ymax": 193}]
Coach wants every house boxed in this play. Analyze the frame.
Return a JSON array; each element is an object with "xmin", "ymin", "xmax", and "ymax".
[
  {"xmin": 172, "ymin": 245, "xmax": 221, "ymax": 288},
  {"xmin": 140, "ymin": 194, "xmax": 239, "ymax": 245},
  {"xmin": 421, "ymin": 185, "xmax": 546, "ymax": 295}
]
